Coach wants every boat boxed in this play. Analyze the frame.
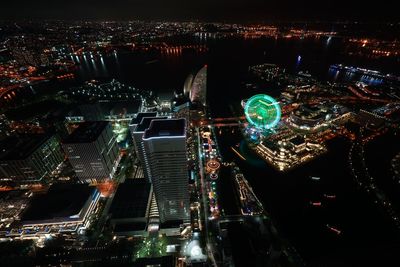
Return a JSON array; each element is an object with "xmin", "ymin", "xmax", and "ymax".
[
  {"xmin": 326, "ymin": 224, "xmax": 342, "ymax": 235},
  {"xmin": 310, "ymin": 201, "xmax": 322, "ymax": 207},
  {"xmin": 145, "ymin": 59, "xmax": 159, "ymax": 65},
  {"xmin": 324, "ymin": 194, "xmax": 336, "ymax": 199}
]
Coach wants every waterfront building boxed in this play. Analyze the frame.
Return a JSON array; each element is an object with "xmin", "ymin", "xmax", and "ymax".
[{"xmin": 189, "ymin": 66, "xmax": 207, "ymax": 107}]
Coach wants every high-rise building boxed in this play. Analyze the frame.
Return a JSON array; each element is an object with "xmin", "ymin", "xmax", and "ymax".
[
  {"xmin": 142, "ymin": 119, "xmax": 189, "ymax": 223},
  {"xmin": 0, "ymin": 134, "xmax": 64, "ymax": 185},
  {"xmin": 129, "ymin": 113, "xmax": 157, "ymax": 136},
  {"xmin": 62, "ymin": 121, "xmax": 119, "ymax": 183},
  {"xmin": 128, "ymin": 112, "xmax": 157, "ymax": 159},
  {"xmin": 131, "ymin": 116, "xmax": 167, "ymax": 182}
]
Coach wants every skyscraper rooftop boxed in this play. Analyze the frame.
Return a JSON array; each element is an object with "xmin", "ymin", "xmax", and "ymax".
[
  {"xmin": 143, "ymin": 119, "xmax": 186, "ymax": 139},
  {"xmin": 0, "ymin": 134, "xmax": 53, "ymax": 161},
  {"xmin": 130, "ymin": 112, "xmax": 158, "ymax": 126},
  {"xmin": 63, "ymin": 121, "xmax": 109, "ymax": 143},
  {"xmin": 21, "ymin": 184, "xmax": 95, "ymax": 222},
  {"xmin": 136, "ymin": 116, "xmax": 167, "ymax": 132}
]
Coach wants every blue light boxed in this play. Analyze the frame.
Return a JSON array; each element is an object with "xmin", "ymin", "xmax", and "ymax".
[{"xmin": 296, "ymin": 55, "xmax": 302, "ymax": 66}]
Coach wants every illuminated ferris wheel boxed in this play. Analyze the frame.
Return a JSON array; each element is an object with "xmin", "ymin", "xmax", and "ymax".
[{"xmin": 244, "ymin": 94, "xmax": 281, "ymax": 129}]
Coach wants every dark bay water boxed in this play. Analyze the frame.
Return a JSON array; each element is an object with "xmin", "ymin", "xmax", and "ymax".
[
  {"xmin": 72, "ymin": 36, "xmax": 399, "ymax": 94},
  {"xmin": 215, "ymin": 127, "xmax": 400, "ymax": 267}
]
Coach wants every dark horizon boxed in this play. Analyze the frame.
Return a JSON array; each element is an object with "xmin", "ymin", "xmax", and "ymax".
[{"xmin": 1, "ymin": 0, "xmax": 399, "ymax": 22}]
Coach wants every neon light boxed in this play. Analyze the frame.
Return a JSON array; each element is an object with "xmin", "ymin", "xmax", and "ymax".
[{"xmin": 244, "ymin": 94, "xmax": 281, "ymax": 129}]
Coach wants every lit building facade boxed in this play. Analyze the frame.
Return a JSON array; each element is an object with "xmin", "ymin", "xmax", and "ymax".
[
  {"xmin": 0, "ymin": 134, "xmax": 64, "ymax": 185},
  {"xmin": 62, "ymin": 121, "xmax": 119, "ymax": 183},
  {"xmin": 129, "ymin": 112, "xmax": 157, "ymax": 159},
  {"xmin": 130, "ymin": 114, "xmax": 167, "ymax": 182},
  {"xmin": 255, "ymin": 136, "xmax": 326, "ymax": 171},
  {"xmin": 3, "ymin": 184, "xmax": 100, "ymax": 240},
  {"xmin": 142, "ymin": 119, "xmax": 190, "ymax": 223},
  {"xmin": 189, "ymin": 65, "xmax": 207, "ymax": 106}
]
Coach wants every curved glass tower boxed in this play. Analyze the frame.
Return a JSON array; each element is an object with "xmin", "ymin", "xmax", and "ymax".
[
  {"xmin": 183, "ymin": 74, "xmax": 194, "ymax": 96},
  {"xmin": 189, "ymin": 65, "xmax": 207, "ymax": 106}
]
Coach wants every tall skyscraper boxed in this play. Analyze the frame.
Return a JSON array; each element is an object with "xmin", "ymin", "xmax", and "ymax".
[
  {"xmin": 131, "ymin": 115, "xmax": 167, "ymax": 182},
  {"xmin": 62, "ymin": 121, "xmax": 119, "ymax": 183},
  {"xmin": 129, "ymin": 112, "xmax": 157, "ymax": 160},
  {"xmin": 142, "ymin": 119, "xmax": 189, "ymax": 223}
]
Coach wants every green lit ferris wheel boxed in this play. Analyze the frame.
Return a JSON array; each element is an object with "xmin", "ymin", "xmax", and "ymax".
[{"xmin": 244, "ymin": 94, "xmax": 281, "ymax": 129}]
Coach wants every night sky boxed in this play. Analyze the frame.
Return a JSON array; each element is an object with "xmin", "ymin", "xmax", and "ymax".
[{"xmin": 1, "ymin": 0, "xmax": 398, "ymax": 21}]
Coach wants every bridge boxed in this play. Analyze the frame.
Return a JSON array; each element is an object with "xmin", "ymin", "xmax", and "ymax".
[
  {"xmin": 199, "ymin": 116, "xmax": 246, "ymax": 127},
  {"xmin": 218, "ymin": 214, "xmax": 265, "ymax": 224}
]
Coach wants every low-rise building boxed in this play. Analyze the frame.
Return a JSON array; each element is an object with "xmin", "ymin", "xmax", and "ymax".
[{"xmin": 109, "ymin": 179, "xmax": 152, "ymax": 237}]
